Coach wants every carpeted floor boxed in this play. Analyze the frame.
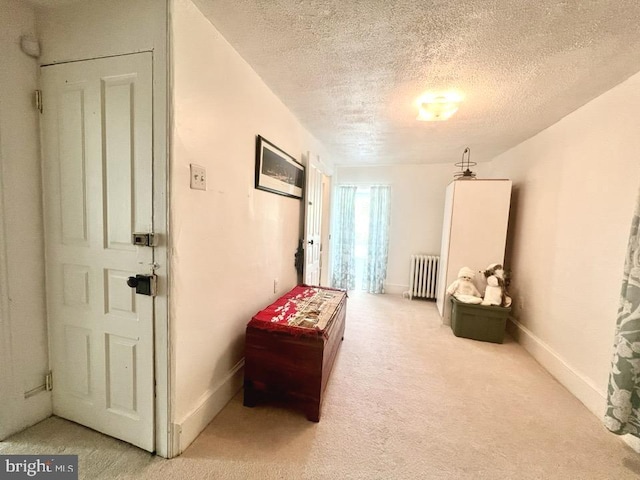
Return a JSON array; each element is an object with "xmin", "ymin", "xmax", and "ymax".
[{"xmin": 2, "ymin": 292, "xmax": 639, "ymax": 479}]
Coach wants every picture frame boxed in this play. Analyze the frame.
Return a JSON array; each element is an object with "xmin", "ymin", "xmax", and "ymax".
[{"xmin": 255, "ymin": 135, "xmax": 304, "ymax": 199}]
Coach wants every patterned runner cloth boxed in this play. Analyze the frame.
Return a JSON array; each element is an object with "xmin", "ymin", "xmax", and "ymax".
[{"xmin": 249, "ymin": 285, "xmax": 346, "ymax": 336}]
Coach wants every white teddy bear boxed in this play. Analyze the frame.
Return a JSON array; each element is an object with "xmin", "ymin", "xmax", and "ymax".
[{"xmin": 447, "ymin": 267, "xmax": 482, "ymax": 304}]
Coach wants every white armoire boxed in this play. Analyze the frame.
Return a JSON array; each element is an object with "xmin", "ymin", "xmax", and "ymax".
[{"xmin": 436, "ymin": 179, "xmax": 512, "ymax": 324}]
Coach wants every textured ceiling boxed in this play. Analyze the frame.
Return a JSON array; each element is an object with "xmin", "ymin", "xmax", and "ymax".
[
  {"xmin": 27, "ymin": 0, "xmax": 640, "ymax": 165},
  {"xmin": 193, "ymin": 0, "xmax": 640, "ymax": 166}
]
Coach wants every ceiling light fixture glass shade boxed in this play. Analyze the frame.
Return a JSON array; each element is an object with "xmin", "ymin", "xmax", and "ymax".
[{"xmin": 416, "ymin": 92, "xmax": 463, "ymax": 121}]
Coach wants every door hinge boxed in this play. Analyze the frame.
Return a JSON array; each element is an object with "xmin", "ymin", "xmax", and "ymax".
[
  {"xmin": 35, "ymin": 90, "xmax": 43, "ymax": 114},
  {"xmin": 45, "ymin": 371, "xmax": 53, "ymax": 391}
]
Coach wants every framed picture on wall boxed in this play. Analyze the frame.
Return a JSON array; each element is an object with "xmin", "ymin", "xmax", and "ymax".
[{"xmin": 255, "ymin": 135, "xmax": 304, "ymax": 199}]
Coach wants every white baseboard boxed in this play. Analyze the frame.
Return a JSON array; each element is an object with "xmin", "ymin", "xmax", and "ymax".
[
  {"xmin": 173, "ymin": 359, "xmax": 244, "ymax": 455},
  {"xmin": 384, "ymin": 283, "xmax": 409, "ymax": 295},
  {"xmin": 506, "ymin": 318, "xmax": 607, "ymax": 418},
  {"xmin": 622, "ymin": 434, "xmax": 640, "ymax": 453},
  {"xmin": 508, "ymin": 319, "xmax": 640, "ymax": 453}
]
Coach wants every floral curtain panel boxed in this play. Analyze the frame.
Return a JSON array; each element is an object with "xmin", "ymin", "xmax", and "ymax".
[
  {"xmin": 364, "ymin": 185, "xmax": 391, "ymax": 294},
  {"xmin": 605, "ymin": 188, "xmax": 640, "ymax": 438},
  {"xmin": 331, "ymin": 185, "xmax": 357, "ymax": 290}
]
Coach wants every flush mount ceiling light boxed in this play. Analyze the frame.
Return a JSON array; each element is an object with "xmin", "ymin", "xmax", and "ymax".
[{"xmin": 416, "ymin": 92, "xmax": 463, "ymax": 121}]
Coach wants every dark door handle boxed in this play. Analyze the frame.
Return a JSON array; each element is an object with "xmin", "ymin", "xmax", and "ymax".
[
  {"xmin": 308, "ymin": 239, "xmax": 314, "ymax": 245},
  {"xmin": 126, "ymin": 274, "xmax": 157, "ymax": 296}
]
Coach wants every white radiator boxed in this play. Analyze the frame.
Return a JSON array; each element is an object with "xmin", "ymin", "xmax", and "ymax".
[{"xmin": 407, "ymin": 254, "xmax": 439, "ymax": 300}]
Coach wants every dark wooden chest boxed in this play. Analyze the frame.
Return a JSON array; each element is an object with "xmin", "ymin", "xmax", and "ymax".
[{"xmin": 243, "ymin": 286, "xmax": 347, "ymax": 422}]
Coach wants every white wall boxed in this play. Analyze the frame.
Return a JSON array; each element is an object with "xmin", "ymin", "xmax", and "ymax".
[
  {"xmin": 488, "ymin": 71, "xmax": 640, "ymax": 420},
  {"xmin": 36, "ymin": 0, "xmax": 166, "ymax": 65},
  {"xmin": 170, "ymin": 0, "xmax": 337, "ymax": 453},
  {"xmin": 0, "ymin": 0, "xmax": 51, "ymax": 440},
  {"xmin": 336, "ymin": 164, "xmax": 489, "ymax": 293}
]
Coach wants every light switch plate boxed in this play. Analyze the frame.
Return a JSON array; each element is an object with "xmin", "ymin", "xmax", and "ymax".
[{"xmin": 190, "ymin": 164, "xmax": 206, "ymax": 191}]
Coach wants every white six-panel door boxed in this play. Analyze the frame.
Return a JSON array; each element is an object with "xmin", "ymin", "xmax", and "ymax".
[
  {"xmin": 41, "ymin": 53, "xmax": 155, "ymax": 451},
  {"xmin": 303, "ymin": 153, "xmax": 323, "ymax": 285}
]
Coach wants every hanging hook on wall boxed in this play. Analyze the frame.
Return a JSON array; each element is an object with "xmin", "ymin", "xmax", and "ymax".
[{"xmin": 453, "ymin": 147, "xmax": 477, "ymax": 180}]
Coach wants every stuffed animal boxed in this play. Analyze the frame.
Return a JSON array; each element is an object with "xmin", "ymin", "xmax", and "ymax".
[
  {"xmin": 482, "ymin": 275, "xmax": 504, "ymax": 306},
  {"xmin": 483, "ymin": 263, "xmax": 507, "ymax": 282},
  {"xmin": 481, "ymin": 264, "xmax": 512, "ymax": 307},
  {"xmin": 447, "ymin": 267, "xmax": 482, "ymax": 304}
]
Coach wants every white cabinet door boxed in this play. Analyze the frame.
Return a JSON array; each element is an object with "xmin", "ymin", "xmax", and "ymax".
[
  {"xmin": 437, "ymin": 180, "xmax": 512, "ymax": 324},
  {"xmin": 41, "ymin": 53, "xmax": 155, "ymax": 451},
  {"xmin": 436, "ymin": 183, "xmax": 455, "ymax": 316}
]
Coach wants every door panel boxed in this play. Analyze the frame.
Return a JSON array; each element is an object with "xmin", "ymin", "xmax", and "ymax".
[
  {"xmin": 105, "ymin": 334, "xmax": 138, "ymax": 416},
  {"xmin": 63, "ymin": 326, "xmax": 91, "ymax": 398},
  {"xmin": 59, "ymin": 86, "xmax": 89, "ymax": 246},
  {"xmin": 303, "ymin": 153, "xmax": 323, "ymax": 285},
  {"xmin": 41, "ymin": 53, "xmax": 154, "ymax": 452}
]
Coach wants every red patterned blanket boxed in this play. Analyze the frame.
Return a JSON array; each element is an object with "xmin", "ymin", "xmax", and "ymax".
[{"xmin": 249, "ymin": 285, "xmax": 346, "ymax": 337}]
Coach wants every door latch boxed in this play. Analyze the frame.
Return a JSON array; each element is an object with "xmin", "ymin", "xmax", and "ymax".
[
  {"xmin": 132, "ymin": 233, "xmax": 155, "ymax": 247},
  {"xmin": 127, "ymin": 274, "xmax": 157, "ymax": 296}
]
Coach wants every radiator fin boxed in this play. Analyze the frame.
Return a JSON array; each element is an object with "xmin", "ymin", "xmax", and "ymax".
[{"xmin": 408, "ymin": 254, "xmax": 439, "ymax": 300}]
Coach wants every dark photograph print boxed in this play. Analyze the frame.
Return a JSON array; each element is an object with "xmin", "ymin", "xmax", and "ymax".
[{"xmin": 255, "ymin": 135, "xmax": 304, "ymax": 199}]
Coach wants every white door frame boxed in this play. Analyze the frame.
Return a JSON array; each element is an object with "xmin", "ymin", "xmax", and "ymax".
[
  {"xmin": 150, "ymin": 47, "xmax": 172, "ymax": 458},
  {"xmin": 149, "ymin": 47, "xmax": 172, "ymax": 458},
  {"xmin": 39, "ymin": 51, "xmax": 172, "ymax": 457}
]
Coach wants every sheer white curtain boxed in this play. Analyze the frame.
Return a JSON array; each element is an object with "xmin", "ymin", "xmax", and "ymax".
[
  {"xmin": 364, "ymin": 185, "xmax": 391, "ymax": 293},
  {"xmin": 331, "ymin": 185, "xmax": 357, "ymax": 290}
]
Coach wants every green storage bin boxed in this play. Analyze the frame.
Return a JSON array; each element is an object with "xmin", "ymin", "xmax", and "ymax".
[{"xmin": 450, "ymin": 296, "xmax": 511, "ymax": 344}]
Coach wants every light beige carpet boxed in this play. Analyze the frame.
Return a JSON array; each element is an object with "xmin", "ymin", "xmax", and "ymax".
[{"xmin": 2, "ymin": 292, "xmax": 639, "ymax": 479}]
